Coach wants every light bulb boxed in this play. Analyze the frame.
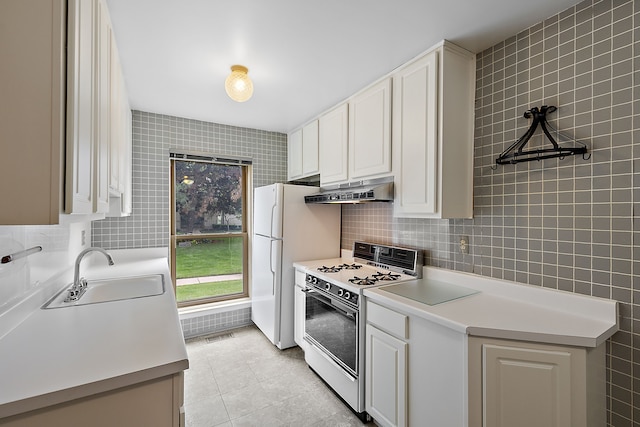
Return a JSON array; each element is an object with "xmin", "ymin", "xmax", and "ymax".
[{"xmin": 225, "ymin": 65, "xmax": 253, "ymax": 102}]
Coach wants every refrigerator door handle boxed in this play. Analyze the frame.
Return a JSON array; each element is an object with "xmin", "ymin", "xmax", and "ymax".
[
  {"xmin": 270, "ymin": 240, "xmax": 278, "ymax": 295},
  {"xmin": 270, "ymin": 202, "xmax": 278, "ymax": 238}
]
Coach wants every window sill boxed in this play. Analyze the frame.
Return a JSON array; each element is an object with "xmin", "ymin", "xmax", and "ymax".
[{"xmin": 178, "ymin": 297, "xmax": 251, "ymax": 321}]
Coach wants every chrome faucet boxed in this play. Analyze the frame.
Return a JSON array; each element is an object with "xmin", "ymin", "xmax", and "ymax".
[{"xmin": 66, "ymin": 247, "xmax": 115, "ymax": 302}]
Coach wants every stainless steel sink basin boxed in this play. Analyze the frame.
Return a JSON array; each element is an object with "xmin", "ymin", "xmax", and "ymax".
[{"xmin": 43, "ymin": 274, "xmax": 165, "ymax": 309}]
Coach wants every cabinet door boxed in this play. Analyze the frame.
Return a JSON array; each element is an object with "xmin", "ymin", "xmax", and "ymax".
[
  {"xmin": 482, "ymin": 343, "xmax": 572, "ymax": 427},
  {"xmin": 121, "ymin": 106, "xmax": 133, "ymax": 215},
  {"xmin": 319, "ymin": 103, "xmax": 348, "ymax": 185},
  {"xmin": 287, "ymin": 129, "xmax": 303, "ymax": 180},
  {"xmin": 0, "ymin": 0, "xmax": 65, "ymax": 225},
  {"xmin": 349, "ymin": 78, "xmax": 392, "ymax": 180},
  {"xmin": 302, "ymin": 120, "xmax": 319, "ymax": 176},
  {"xmin": 365, "ymin": 325, "xmax": 407, "ymax": 427},
  {"xmin": 94, "ymin": 0, "xmax": 110, "ymax": 214},
  {"xmin": 109, "ymin": 44, "xmax": 122, "ymax": 194},
  {"xmin": 392, "ymin": 51, "xmax": 438, "ymax": 216},
  {"xmin": 66, "ymin": 0, "xmax": 96, "ymax": 214}
]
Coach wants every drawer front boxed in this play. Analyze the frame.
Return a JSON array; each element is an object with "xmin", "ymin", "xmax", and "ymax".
[{"xmin": 366, "ymin": 301, "xmax": 408, "ymax": 340}]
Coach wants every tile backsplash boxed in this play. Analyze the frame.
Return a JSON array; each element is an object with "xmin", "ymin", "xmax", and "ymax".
[
  {"xmin": 342, "ymin": 0, "xmax": 638, "ymax": 425},
  {"xmin": 92, "ymin": 111, "xmax": 288, "ymax": 249}
]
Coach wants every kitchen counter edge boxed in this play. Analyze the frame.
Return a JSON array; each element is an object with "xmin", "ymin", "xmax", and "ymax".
[
  {"xmin": 0, "ymin": 248, "xmax": 188, "ymax": 419},
  {"xmin": 363, "ymin": 266, "xmax": 619, "ymax": 348}
]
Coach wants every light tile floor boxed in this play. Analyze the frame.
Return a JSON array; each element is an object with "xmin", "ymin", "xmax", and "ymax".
[{"xmin": 184, "ymin": 325, "xmax": 375, "ymax": 427}]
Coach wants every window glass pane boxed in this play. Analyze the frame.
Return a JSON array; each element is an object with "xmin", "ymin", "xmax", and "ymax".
[
  {"xmin": 171, "ymin": 157, "xmax": 248, "ymax": 305},
  {"xmin": 175, "ymin": 237, "xmax": 244, "ymax": 303},
  {"xmin": 175, "ymin": 161, "xmax": 243, "ymax": 235}
]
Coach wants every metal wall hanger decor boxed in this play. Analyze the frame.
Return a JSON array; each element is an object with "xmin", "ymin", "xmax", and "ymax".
[{"xmin": 493, "ymin": 105, "xmax": 589, "ymax": 168}]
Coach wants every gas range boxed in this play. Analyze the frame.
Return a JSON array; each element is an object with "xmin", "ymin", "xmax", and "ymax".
[
  {"xmin": 297, "ymin": 241, "xmax": 422, "ymax": 420},
  {"xmin": 298, "ymin": 241, "xmax": 422, "ymax": 307}
]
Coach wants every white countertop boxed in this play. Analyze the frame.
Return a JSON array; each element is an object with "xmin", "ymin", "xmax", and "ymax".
[
  {"xmin": 364, "ymin": 266, "xmax": 619, "ymax": 348},
  {"xmin": 0, "ymin": 249, "xmax": 189, "ymax": 419}
]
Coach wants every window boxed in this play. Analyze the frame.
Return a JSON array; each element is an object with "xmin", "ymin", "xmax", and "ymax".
[{"xmin": 170, "ymin": 152, "xmax": 251, "ymax": 307}]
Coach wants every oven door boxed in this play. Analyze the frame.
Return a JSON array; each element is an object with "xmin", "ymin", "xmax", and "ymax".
[{"xmin": 303, "ymin": 288, "xmax": 358, "ymax": 377}]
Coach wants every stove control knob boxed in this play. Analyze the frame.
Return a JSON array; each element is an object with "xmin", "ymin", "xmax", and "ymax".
[
  {"xmin": 344, "ymin": 291, "xmax": 351, "ymax": 300},
  {"xmin": 325, "ymin": 283, "xmax": 331, "ymax": 291},
  {"xmin": 337, "ymin": 289, "xmax": 344, "ymax": 297}
]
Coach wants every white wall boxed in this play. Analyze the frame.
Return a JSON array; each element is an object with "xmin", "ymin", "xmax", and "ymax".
[{"xmin": 0, "ymin": 222, "xmax": 90, "ymax": 328}]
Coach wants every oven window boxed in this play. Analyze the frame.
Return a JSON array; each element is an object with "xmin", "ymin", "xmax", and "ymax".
[{"xmin": 305, "ymin": 293, "xmax": 357, "ymax": 375}]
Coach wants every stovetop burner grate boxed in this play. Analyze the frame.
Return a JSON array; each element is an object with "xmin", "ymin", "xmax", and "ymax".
[
  {"xmin": 317, "ymin": 265, "xmax": 342, "ymax": 273},
  {"xmin": 348, "ymin": 276, "xmax": 378, "ymax": 286},
  {"xmin": 372, "ymin": 271, "xmax": 401, "ymax": 281},
  {"xmin": 339, "ymin": 263, "xmax": 362, "ymax": 270}
]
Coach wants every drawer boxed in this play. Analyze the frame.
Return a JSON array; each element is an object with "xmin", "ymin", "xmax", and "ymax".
[{"xmin": 366, "ymin": 300, "xmax": 408, "ymax": 339}]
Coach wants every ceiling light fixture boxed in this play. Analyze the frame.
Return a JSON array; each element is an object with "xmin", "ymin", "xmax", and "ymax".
[
  {"xmin": 182, "ymin": 176, "xmax": 194, "ymax": 185},
  {"xmin": 225, "ymin": 65, "xmax": 253, "ymax": 102}
]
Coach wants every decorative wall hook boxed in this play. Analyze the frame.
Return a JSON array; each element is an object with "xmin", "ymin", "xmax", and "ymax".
[{"xmin": 493, "ymin": 105, "xmax": 589, "ymax": 168}]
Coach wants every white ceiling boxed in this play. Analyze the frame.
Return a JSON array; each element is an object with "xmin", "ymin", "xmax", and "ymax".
[{"xmin": 106, "ymin": 0, "xmax": 580, "ymax": 134}]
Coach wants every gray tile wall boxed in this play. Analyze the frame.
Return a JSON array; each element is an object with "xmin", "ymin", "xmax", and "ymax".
[
  {"xmin": 181, "ymin": 307, "xmax": 252, "ymax": 339},
  {"xmin": 93, "ymin": 111, "xmax": 288, "ymax": 248},
  {"xmin": 92, "ymin": 112, "xmax": 287, "ymax": 339},
  {"xmin": 342, "ymin": 1, "xmax": 638, "ymax": 424}
]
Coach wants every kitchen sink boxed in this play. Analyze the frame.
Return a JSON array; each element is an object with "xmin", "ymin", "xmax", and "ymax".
[{"xmin": 42, "ymin": 274, "xmax": 165, "ymax": 309}]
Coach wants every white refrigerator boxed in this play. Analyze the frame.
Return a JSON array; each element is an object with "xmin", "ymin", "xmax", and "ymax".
[{"xmin": 251, "ymin": 183, "xmax": 341, "ymax": 349}]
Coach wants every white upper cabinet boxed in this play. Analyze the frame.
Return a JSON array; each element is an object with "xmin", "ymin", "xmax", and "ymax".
[
  {"xmin": 287, "ymin": 128, "xmax": 303, "ymax": 180},
  {"xmin": 0, "ymin": 0, "xmax": 66, "ymax": 225},
  {"xmin": 302, "ymin": 120, "xmax": 319, "ymax": 176},
  {"xmin": 286, "ymin": 39, "xmax": 475, "ymax": 204},
  {"xmin": 319, "ymin": 103, "xmax": 349, "ymax": 186},
  {"xmin": 109, "ymin": 45, "xmax": 123, "ymax": 195},
  {"xmin": 349, "ymin": 78, "xmax": 392, "ymax": 180},
  {"xmin": 94, "ymin": 0, "xmax": 111, "ymax": 214},
  {"xmin": 1, "ymin": 0, "xmax": 129, "ymax": 224},
  {"xmin": 106, "ymin": 34, "xmax": 133, "ymax": 218},
  {"xmin": 288, "ymin": 120, "xmax": 319, "ymax": 181},
  {"xmin": 392, "ymin": 41, "xmax": 475, "ymax": 219},
  {"xmin": 392, "ymin": 50, "xmax": 438, "ymax": 216},
  {"xmin": 66, "ymin": 0, "xmax": 97, "ymax": 215},
  {"xmin": 67, "ymin": 0, "xmax": 133, "ymax": 217}
]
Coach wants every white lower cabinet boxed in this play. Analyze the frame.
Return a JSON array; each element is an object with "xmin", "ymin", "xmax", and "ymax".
[
  {"xmin": 365, "ymin": 325, "xmax": 407, "ymax": 427},
  {"xmin": 365, "ymin": 300, "xmax": 466, "ymax": 427},
  {"xmin": 2, "ymin": 372, "xmax": 185, "ymax": 427},
  {"xmin": 468, "ymin": 337, "xmax": 605, "ymax": 427}
]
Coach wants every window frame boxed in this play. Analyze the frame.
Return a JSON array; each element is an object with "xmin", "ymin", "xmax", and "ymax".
[{"xmin": 169, "ymin": 152, "xmax": 252, "ymax": 307}]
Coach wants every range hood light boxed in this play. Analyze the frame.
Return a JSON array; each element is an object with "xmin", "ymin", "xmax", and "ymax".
[{"xmin": 304, "ymin": 178, "xmax": 394, "ymax": 204}]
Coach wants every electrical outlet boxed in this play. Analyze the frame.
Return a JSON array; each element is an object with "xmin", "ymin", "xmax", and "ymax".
[
  {"xmin": 81, "ymin": 230, "xmax": 86, "ymax": 246},
  {"xmin": 459, "ymin": 235, "xmax": 469, "ymax": 254}
]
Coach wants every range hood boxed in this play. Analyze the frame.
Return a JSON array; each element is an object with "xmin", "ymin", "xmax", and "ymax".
[{"xmin": 304, "ymin": 177, "xmax": 394, "ymax": 204}]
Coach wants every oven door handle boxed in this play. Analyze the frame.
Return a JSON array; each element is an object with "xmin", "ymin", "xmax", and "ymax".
[{"xmin": 303, "ymin": 287, "xmax": 357, "ymax": 318}]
